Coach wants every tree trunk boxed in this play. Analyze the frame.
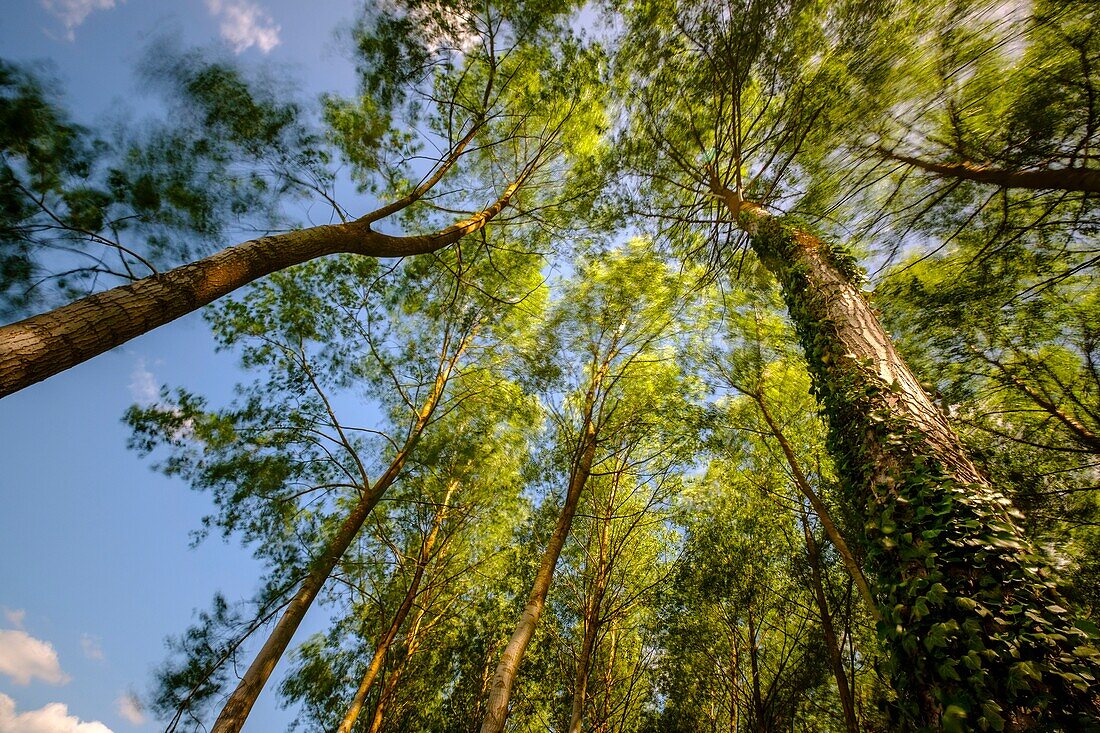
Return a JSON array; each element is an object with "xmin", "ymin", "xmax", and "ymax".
[
  {"xmin": 746, "ymin": 610, "xmax": 765, "ymax": 733},
  {"xmin": 880, "ymin": 150, "xmax": 1100, "ymax": 193},
  {"xmin": 0, "ymin": 168, "xmax": 531, "ymax": 398},
  {"xmin": 209, "ymin": 341, "xmax": 463, "ymax": 733},
  {"xmin": 479, "ymin": 410, "xmax": 600, "ymax": 733},
  {"xmin": 717, "ymin": 187, "xmax": 1100, "ymax": 729},
  {"xmin": 801, "ymin": 514, "xmax": 860, "ymax": 733},
  {"xmin": 566, "ymin": 507, "xmax": 611, "ymax": 733},
  {"xmin": 366, "ymin": 599, "xmax": 431, "ymax": 733},
  {"xmin": 336, "ymin": 480, "xmax": 457, "ymax": 733},
  {"xmin": 753, "ymin": 393, "xmax": 880, "ymax": 623}
]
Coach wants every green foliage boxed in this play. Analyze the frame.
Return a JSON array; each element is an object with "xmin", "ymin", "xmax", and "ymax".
[{"xmin": 752, "ymin": 216, "xmax": 1100, "ymax": 730}]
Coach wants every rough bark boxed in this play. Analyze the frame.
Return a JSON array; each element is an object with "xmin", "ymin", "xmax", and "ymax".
[
  {"xmin": 881, "ymin": 150, "xmax": 1100, "ymax": 193},
  {"xmin": 336, "ymin": 480, "xmax": 456, "ymax": 733},
  {"xmin": 0, "ymin": 167, "xmax": 531, "ymax": 398},
  {"xmin": 479, "ymin": 394, "xmax": 602, "ymax": 733},
  {"xmin": 715, "ymin": 184, "xmax": 1100, "ymax": 728},
  {"xmin": 209, "ymin": 340, "xmax": 464, "ymax": 733}
]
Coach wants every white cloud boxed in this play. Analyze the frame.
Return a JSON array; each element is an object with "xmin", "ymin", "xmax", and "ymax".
[
  {"xmin": 40, "ymin": 0, "xmax": 118, "ymax": 41},
  {"xmin": 128, "ymin": 358, "xmax": 158, "ymax": 404},
  {"xmin": 205, "ymin": 0, "xmax": 281, "ymax": 54},
  {"xmin": 0, "ymin": 693, "xmax": 114, "ymax": 733},
  {"xmin": 0, "ymin": 630, "xmax": 70, "ymax": 686},
  {"xmin": 79, "ymin": 635, "xmax": 103, "ymax": 662},
  {"xmin": 1, "ymin": 609, "xmax": 25, "ymax": 630},
  {"xmin": 114, "ymin": 694, "xmax": 144, "ymax": 726}
]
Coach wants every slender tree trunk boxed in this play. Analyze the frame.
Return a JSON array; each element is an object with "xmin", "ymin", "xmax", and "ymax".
[
  {"xmin": 753, "ymin": 393, "xmax": 881, "ymax": 623},
  {"xmin": 973, "ymin": 347, "xmax": 1100, "ymax": 453},
  {"xmin": 715, "ymin": 185, "xmax": 1100, "ymax": 728},
  {"xmin": 336, "ymin": 481, "xmax": 457, "ymax": 733},
  {"xmin": 0, "ymin": 167, "xmax": 531, "ymax": 398},
  {"xmin": 366, "ymin": 601, "xmax": 431, "ymax": 733},
  {"xmin": 479, "ymin": 403, "xmax": 601, "ymax": 733},
  {"xmin": 210, "ymin": 341, "xmax": 464, "ymax": 733},
  {"xmin": 566, "ymin": 510, "xmax": 611, "ymax": 733},
  {"xmin": 801, "ymin": 513, "xmax": 860, "ymax": 733},
  {"xmin": 879, "ymin": 149, "xmax": 1100, "ymax": 193},
  {"xmin": 746, "ymin": 610, "xmax": 765, "ymax": 733}
]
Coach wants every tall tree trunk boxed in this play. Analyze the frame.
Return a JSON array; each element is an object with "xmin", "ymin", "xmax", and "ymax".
[
  {"xmin": 746, "ymin": 610, "xmax": 765, "ymax": 733},
  {"xmin": 366, "ymin": 600, "xmax": 431, "ymax": 733},
  {"xmin": 210, "ymin": 340, "xmax": 464, "ymax": 733},
  {"xmin": 753, "ymin": 392, "xmax": 880, "ymax": 623},
  {"xmin": 479, "ymin": 399, "xmax": 602, "ymax": 733},
  {"xmin": 566, "ymin": 507, "xmax": 611, "ymax": 733},
  {"xmin": 336, "ymin": 480, "xmax": 457, "ymax": 733},
  {"xmin": 879, "ymin": 149, "xmax": 1100, "ymax": 193},
  {"xmin": 716, "ymin": 186, "xmax": 1100, "ymax": 729},
  {"xmin": 0, "ymin": 166, "xmax": 532, "ymax": 398},
  {"xmin": 801, "ymin": 513, "xmax": 860, "ymax": 733}
]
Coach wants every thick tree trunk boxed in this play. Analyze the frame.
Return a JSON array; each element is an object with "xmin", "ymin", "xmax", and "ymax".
[
  {"xmin": 717, "ymin": 187, "xmax": 1100, "ymax": 728},
  {"xmin": 209, "ymin": 344, "xmax": 462, "ymax": 733},
  {"xmin": 881, "ymin": 150, "xmax": 1100, "ymax": 193},
  {"xmin": 479, "ymin": 416, "xmax": 600, "ymax": 733},
  {"xmin": 801, "ymin": 514, "xmax": 860, "ymax": 733},
  {"xmin": 0, "ymin": 169, "xmax": 529, "ymax": 398},
  {"xmin": 336, "ymin": 481, "xmax": 456, "ymax": 733}
]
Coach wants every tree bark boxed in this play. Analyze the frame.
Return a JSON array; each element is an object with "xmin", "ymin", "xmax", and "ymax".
[
  {"xmin": 209, "ymin": 339, "xmax": 464, "ymax": 733},
  {"xmin": 366, "ymin": 599, "xmax": 431, "ymax": 733},
  {"xmin": 881, "ymin": 150, "xmax": 1100, "ymax": 193},
  {"xmin": 746, "ymin": 610, "xmax": 765, "ymax": 733},
  {"xmin": 479, "ymin": 392, "xmax": 602, "ymax": 733},
  {"xmin": 0, "ymin": 167, "xmax": 531, "ymax": 398},
  {"xmin": 336, "ymin": 480, "xmax": 456, "ymax": 733},
  {"xmin": 715, "ymin": 184, "xmax": 1100, "ymax": 728}
]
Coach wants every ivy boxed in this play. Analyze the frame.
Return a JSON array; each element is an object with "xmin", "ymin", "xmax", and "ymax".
[{"xmin": 748, "ymin": 216, "xmax": 1100, "ymax": 731}]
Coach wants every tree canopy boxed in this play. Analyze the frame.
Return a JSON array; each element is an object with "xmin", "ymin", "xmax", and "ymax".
[{"xmin": 2, "ymin": 0, "xmax": 1100, "ymax": 731}]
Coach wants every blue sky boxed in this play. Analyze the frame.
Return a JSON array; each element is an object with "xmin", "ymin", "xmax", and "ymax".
[{"xmin": 0, "ymin": 1, "xmax": 367, "ymax": 730}]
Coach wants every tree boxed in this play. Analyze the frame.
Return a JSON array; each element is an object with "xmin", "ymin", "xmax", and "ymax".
[
  {"xmin": 617, "ymin": 0, "xmax": 1100, "ymax": 727},
  {"xmin": 481, "ymin": 240, "xmax": 701, "ymax": 732},
  {"xmin": 0, "ymin": 0, "xmax": 602, "ymax": 397},
  {"xmin": 129, "ymin": 232, "xmax": 545, "ymax": 731},
  {"xmin": 8, "ymin": 0, "xmax": 1100, "ymax": 729}
]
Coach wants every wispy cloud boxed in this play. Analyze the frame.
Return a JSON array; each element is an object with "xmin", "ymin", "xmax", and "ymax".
[
  {"xmin": 115, "ymin": 694, "xmax": 144, "ymax": 726},
  {"xmin": 40, "ymin": 0, "xmax": 118, "ymax": 41},
  {"xmin": 0, "ymin": 629, "xmax": 70, "ymax": 686},
  {"xmin": 79, "ymin": 635, "xmax": 103, "ymax": 662},
  {"xmin": 0, "ymin": 693, "xmax": 114, "ymax": 733},
  {"xmin": 128, "ymin": 358, "xmax": 158, "ymax": 404},
  {"xmin": 1, "ymin": 609, "xmax": 25, "ymax": 630},
  {"xmin": 205, "ymin": 0, "xmax": 281, "ymax": 54}
]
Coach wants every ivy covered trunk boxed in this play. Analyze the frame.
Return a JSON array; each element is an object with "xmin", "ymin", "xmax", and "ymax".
[{"xmin": 729, "ymin": 197, "xmax": 1099, "ymax": 731}]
